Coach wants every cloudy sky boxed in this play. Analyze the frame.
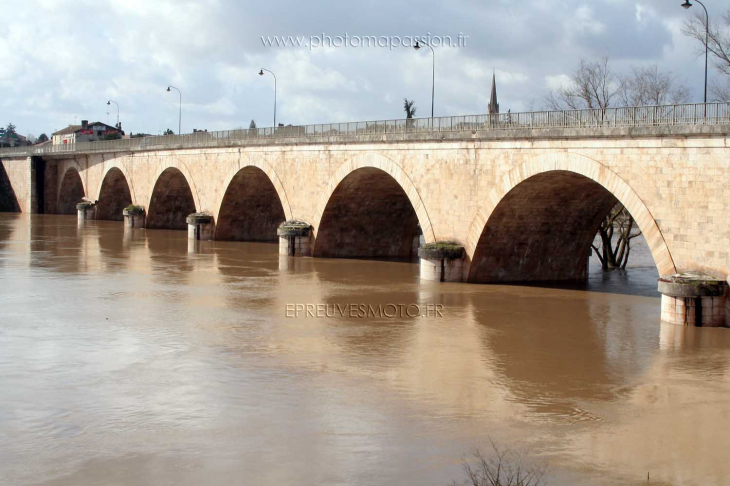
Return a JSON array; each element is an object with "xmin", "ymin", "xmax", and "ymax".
[{"xmin": 0, "ymin": 0, "xmax": 711, "ymax": 138}]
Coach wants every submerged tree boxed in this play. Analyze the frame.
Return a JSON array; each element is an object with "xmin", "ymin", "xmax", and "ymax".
[
  {"xmin": 449, "ymin": 440, "xmax": 548, "ymax": 486},
  {"xmin": 592, "ymin": 203, "xmax": 643, "ymax": 270}
]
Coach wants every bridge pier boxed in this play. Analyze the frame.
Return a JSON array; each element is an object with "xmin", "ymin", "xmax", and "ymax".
[
  {"xmin": 186, "ymin": 213, "xmax": 214, "ymax": 241},
  {"xmin": 76, "ymin": 201, "xmax": 95, "ymax": 221},
  {"xmin": 123, "ymin": 206, "xmax": 146, "ymax": 228},
  {"xmin": 418, "ymin": 243, "xmax": 466, "ymax": 283},
  {"xmin": 277, "ymin": 221, "xmax": 313, "ymax": 257},
  {"xmin": 658, "ymin": 274, "xmax": 728, "ymax": 327}
]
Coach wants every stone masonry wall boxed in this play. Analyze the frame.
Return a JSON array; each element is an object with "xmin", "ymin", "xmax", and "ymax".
[
  {"xmin": 0, "ymin": 157, "xmax": 30, "ymax": 212},
  {"xmin": 20, "ymin": 132, "xmax": 730, "ymax": 281}
]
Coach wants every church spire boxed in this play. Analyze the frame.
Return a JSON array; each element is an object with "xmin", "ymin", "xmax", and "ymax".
[{"xmin": 488, "ymin": 70, "xmax": 499, "ymax": 115}]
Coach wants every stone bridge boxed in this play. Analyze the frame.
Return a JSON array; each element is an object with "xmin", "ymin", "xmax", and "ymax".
[{"xmin": 1, "ymin": 118, "xmax": 729, "ymax": 324}]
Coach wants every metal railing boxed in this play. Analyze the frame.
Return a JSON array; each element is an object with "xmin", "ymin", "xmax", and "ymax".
[{"xmin": 1, "ymin": 102, "xmax": 728, "ymax": 158}]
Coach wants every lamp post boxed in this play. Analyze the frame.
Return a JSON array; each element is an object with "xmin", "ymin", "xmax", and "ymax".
[
  {"xmin": 258, "ymin": 68, "xmax": 277, "ymax": 128},
  {"xmin": 106, "ymin": 100, "xmax": 120, "ymax": 128},
  {"xmin": 682, "ymin": 0, "xmax": 709, "ymax": 112},
  {"xmin": 414, "ymin": 40, "xmax": 435, "ymax": 118},
  {"xmin": 166, "ymin": 85, "xmax": 182, "ymax": 135}
]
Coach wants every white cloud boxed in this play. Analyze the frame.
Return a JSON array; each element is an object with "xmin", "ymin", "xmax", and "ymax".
[
  {"xmin": 545, "ymin": 74, "xmax": 573, "ymax": 91},
  {"xmin": 573, "ymin": 5, "xmax": 607, "ymax": 35}
]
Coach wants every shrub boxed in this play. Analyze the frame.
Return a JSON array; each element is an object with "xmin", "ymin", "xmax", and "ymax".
[
  {"xmin": 76, "ymin": 201, "xmax": 95, "ymax": 210},
  {"xmin": 419, "ymin": 241, "xmax": 465, "ymax": 260},
  {"xmin": 123, "ymin": 204, "xmax": 145, "ymax": 215},
  {"xmin": 185, "ymin": 212, "xmax": 213, "ymax": 225}
]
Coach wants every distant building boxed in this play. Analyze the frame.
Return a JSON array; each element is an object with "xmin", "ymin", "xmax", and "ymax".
[
  {"xmin": 0, "ymin": 130, "xmax": 31, "ymax": 148},
  {"xmin": 488, "ymin": 71, "xmax": 499, "ymax": 115},
  {"xmin": 52, "ymin": 120, "xmax": 123, "ymax": 145}
]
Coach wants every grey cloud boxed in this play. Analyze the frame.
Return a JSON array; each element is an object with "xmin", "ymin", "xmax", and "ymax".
[{"xmin": 0, "ymin": 0, "xmax": 712, "ymax": 137}]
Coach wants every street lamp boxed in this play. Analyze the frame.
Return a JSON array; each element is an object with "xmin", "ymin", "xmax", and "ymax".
[
  {"xmin": 414, "ymin": 40, "xmax": 435, "ymax": 118},
  {"xmin": 258, "ymin": 68, "xmax": 277, "ymax": 128},
  {"xmin": 681, "ymin": 0, "xmax": 709, "ymax": 109},
  {"xmin": 106, "ymin": 100, "xmax": 119, "ymax": 128},
  {"xmin": 166, "ymin": 85, "xmax": 182, "ymax": 135}
]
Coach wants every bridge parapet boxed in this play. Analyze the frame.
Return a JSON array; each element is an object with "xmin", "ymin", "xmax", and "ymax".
[{"xmin": 1, "ymin": 102, "xmax": 729, "ymax": 158}]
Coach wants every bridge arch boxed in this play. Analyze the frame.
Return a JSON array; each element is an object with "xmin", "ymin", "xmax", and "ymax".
[
  {"xmin": 146, "ymin": 158, "xmax": 202, "ymax": 210},
  {"xmin": 215, "ymin": 157, "xmax": 290, "ymax": 241},
  {"xmin": 146, "ymin": 166, "xmax": 198, "ymax": 230},
  {"xmin": 465, "ymin": 152, "xmax": 676, "ymax": 282},
  {"xmin": 312, "ymin": 153, "xmax": 435, "ymax": 258},
  {"xmin": 95, "ymin": 166, "xmax": 133, "ymax": 221},
  {"xmin": 94, "ymin": 162, "xmax": 136, "ymax": 203},
  {"xmin": 57, "ymin": 166, "xmax": 85, "ymax": 215}
]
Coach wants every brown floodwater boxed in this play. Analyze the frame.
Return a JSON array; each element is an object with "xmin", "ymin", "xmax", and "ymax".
[{"xmin": 1, "ymin": 213, "xmax": 729, "ymax": 486}]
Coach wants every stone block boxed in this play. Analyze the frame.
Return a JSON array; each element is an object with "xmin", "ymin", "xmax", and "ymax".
[
  {"xmin": 124, "ymin": 213, "xmax": 145, "ymax": 228},
  {"xmin": 76, "ymin": 202, "xmax": 95, "ymax": 220},
  {"xmin": 420, "ymin": 257, "xmax": 464, "ymax": 283},
  {"xmin": 279, "ymin": 235, "xmax": 312, "ymax": 257}
]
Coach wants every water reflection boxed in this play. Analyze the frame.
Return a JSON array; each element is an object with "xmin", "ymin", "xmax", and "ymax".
[
  {"xmin": 469, "ymin": 287, "xmax": 644, "ymax": 422},
  {"xmin": 145, "ymin": 228, "xmax": 196, "ymax": 285},
  {"xmin": 29, "ymin": 214, "xmax": 86, "ymax": 274},
  {"xmin": 1, "ymin": 213, "xmax": 729, "ymax": 486},
  {"xmin": 97, "ymin": 220, "xmax": 131, "ymax": 272},
  {"xmin": 566, "ymin": 323, "xmax": 730, "ymax": 485},
  {"xmin": 316, "ymin": 259, "xmax": 421, "ymax": 361},
  {"xmin": 214, "ymin": 241, "xmax": 281, "ymax": 312},
  {"xmin": 0, "ymin": 212, "xmax": 17, "ymax": 263}
]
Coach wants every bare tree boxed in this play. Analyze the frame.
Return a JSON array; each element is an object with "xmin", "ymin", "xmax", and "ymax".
[
  {"xmin": 592, "ymin": 203, "xmax": 643, "ymax": 270},
  {"xmin": 683, "ymin": 9, "xmax": 730, "ymax": 100},
  {"xmin": 618, "ymin": 64, "xmax": 690, "ymax": 106},
  {"xmin": 545, "ymin": 56, "xmax": 619, "ymax": 111},
  {"xmin": 710, "ymin": 81, "xmax": 730, "ymax": 101},
  {"xmin": 403, "ymin": 98, "xmax": 417, "ymax": 118},
  {"xmin": 449, "ymin": 440, "xmax": 548, "ymax": 486},
  {"xmin": 548, "ymin": 58, "xmax": 689, "ymax": 109},
  {"xmin": 683, "ymin": 9, "xmax": 730, "ymax": 76}
]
